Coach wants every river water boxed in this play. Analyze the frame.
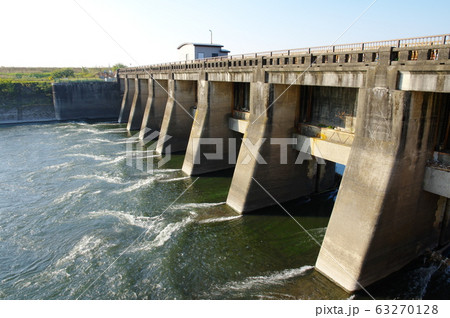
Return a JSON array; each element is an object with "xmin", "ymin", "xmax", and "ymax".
[{"xmin": 0, "ymin": 122, "xmax": 447, "ymax": 299}]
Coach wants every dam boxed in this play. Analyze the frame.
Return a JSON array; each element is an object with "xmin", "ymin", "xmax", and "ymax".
[{"xmin": 51, "ymin": 34, "xmax": 450, "ymax": 293}]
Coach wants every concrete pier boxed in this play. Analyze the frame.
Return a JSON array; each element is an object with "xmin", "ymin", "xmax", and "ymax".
[
  {"xmin": 227, "ymin": 83, "xmax": 335, "ymax": 212},
  {"xmin": 182, "ymin": 80, "xmax": 240, "ymax": 175},
  {"xmin": 156, "ymin": 80, "xmax": 196, "ymax": 153},
  {"xmin": 139, "ymin": 79, "xmax": 168, "ymax": 139},
  {"xmin": 315, "ymin": 89, "xmax": 444, "ymax": 292},
  {"xmin": 127, "ymin": 78, "xmax": 149, "ymax": 131},
  {"xmin": 118, "ymin": 77, "xmax": 135, "ymax": 123}
]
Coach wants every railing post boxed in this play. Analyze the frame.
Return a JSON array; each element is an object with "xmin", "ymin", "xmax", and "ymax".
[
  {"xmin": 444, "ymin": 35, "xmax": 447, "ymax": 45},
  {"xmin": 397, "ymin": 40, "xmax": 401, "ymax": 47}
]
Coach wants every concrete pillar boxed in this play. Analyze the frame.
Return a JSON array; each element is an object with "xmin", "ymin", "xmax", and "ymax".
[
  {"xmin": 315, "ymin": 89, "xmax": 441, "ymax": 292},
  {"xmin": 127, "ymin": 78, "xmax": 149, "ymax": 131},
  {"xmin": 156, "ymin": 80, "xmax": 196, "ymax": 154},
  {"xmin": 139, "ymin": 79, "xmax": 168, "ymax": 139},
  {"xmin": 226, "ymin": 83, "xmax": 335, "ymax": 213},
  {"xmin": 118, "ymin": 77, "xmax": 135, "ymax": 123},
  {"xmin": 182, "ymin": 80, "xmax": 238, "ymax": 175}
]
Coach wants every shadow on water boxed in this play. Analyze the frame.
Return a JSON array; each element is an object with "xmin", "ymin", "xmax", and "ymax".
[{"xmin": 242, "ymin": 190, "xmax": 338, "ymax": 218}]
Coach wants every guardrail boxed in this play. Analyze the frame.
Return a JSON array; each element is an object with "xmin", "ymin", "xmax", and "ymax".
[{"xmin": 118, "ymin": 34, "xmax": 449, "ymax": 75}]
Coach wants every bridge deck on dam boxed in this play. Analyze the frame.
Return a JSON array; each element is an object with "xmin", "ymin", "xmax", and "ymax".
[
  {"xmin": 115, "ymin": 34, "xmax": 450, "ymax": 293},
  {"xmin": 119, "ymin": 34, "xmax": 450, "ymax": 91}
]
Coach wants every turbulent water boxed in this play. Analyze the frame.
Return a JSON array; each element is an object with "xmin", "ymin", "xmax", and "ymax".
[{"xmin": 0, "ymin": 122, "xmax": 447, "ymax": 300}]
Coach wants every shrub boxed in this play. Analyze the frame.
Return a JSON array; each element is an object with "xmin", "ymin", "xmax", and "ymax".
[
  {"xmin": 51, "ymin": 68, "xmax": 75, "ymax": 79},
  {"xmin": 0, "ymin": 79, "xmax": 52, "ymax": 106}
]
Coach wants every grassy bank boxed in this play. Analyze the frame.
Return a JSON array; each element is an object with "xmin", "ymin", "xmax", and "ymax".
[
  {"xmin": 0, "ymin": 67, "xmax": 108, "ymax": 82},
  {"xmin": 0, "ymin": 66, "xmax": 120, "ymax": 107},
  {"xmin": 0, "ymin": 79, "xmax": 53, "ymax": 107}
]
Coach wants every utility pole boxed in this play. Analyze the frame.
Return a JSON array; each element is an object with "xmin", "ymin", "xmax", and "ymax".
[{"xmin": 209, "ymin": 29, "xmax": 212, "ymax": 44}]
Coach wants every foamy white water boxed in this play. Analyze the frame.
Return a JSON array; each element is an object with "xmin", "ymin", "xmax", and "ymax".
[
  {"xmin": 221, "ymin": 266, "xmax": 314, "ymax": 291},
  {"xmin": 55, "ymin": 235, "xmax": 104, "ymax": 267},
  {"xmin": 150, "ymin": 217, "xmax": 192, "ymax": 248},
  {"xmin": 111, "ymin": 176, "xmax": 161, "ymax": 194},
  {"xmin": 158, "ymin": 176, "xmax": 191, "ymax": 183},
  {"xmin": 71, "ymin": 174, "xmax": 126, "ymax": 184},
  {"xmin": 88, "ymin": 210, "xmax": 159, "ymax": 229},
  {"xmin": 170, "ymin": 202, "xmax": 226, "ymax": 210},
  {"xmin": 64, "ymin": 153, "xmax": 110, "ymax": 161},
  {"xmin": 198, "ymin": 215, "xmax": 242, "ymax": 224},
  {"xmin": 53, "ymin": 184, "xmax": 89, "ymax": 204},
  {"xmin": 43, "ymin": 162, "xmax": 73, "ymax": 171}
]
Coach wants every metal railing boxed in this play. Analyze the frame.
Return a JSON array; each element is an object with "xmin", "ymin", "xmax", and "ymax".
[{"xmin": 118, "ymin": 34, "xmax": 449, "ymax": 74}]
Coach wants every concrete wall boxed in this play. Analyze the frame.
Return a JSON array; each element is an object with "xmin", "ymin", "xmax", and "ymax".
[
  {"xmin": 178, "ymin": 45, "xmax": 195, "ymax": 61},
  {"xmin": 0, "ymin": 104, "xmax": 55, "ymax": 124},
  {"xmin": 423, "ymin": 167, "xmax": 450, "ymax": 198},
  {"xmin": 307, "ymin": 86, "xmax": 358, "ymax": 132},
  {"xmin": 53, "ymin": 82, "xmax": 121, "ymax": 121},
  {"xmin": 119, "ymin": 77, "xmax": 126, "ymax": 92}
]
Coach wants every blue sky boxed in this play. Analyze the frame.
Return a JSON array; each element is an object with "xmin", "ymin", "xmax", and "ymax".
[{"xmin": 1, "ymin": 0, "xmax": 449, "ymax": 67}]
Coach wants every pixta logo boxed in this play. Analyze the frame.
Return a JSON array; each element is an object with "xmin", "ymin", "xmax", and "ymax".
[
  {"xmin": 126, "ymin": 128, "xmax": 172, "ymax": 174},
  {"xmin": 191, "ymin": 137, "xmax": 325, "ymax": 165}
]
